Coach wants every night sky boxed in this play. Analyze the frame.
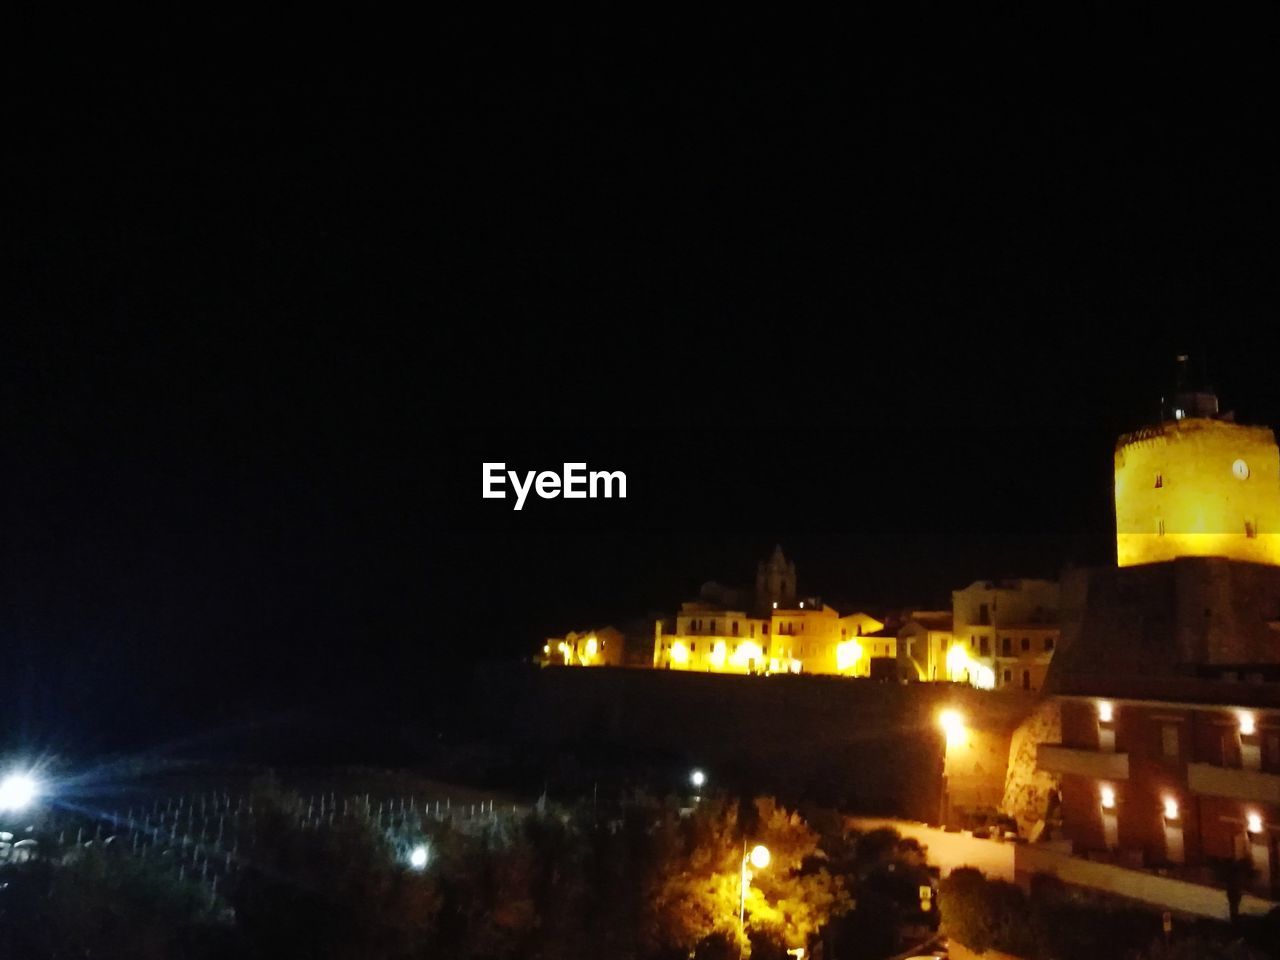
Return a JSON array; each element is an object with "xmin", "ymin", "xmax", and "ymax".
[{"xmin": 6, "ymin": 22, "xmax": 1279, "ymax": 752}]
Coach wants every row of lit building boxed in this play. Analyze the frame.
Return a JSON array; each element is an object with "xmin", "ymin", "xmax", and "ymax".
[{"xmin": 544, "ymin": 543, "xmax": 1063, "ymax": 693}]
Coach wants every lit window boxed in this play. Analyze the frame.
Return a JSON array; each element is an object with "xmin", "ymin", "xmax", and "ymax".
[
  {"xmin": 1247, "ymin": 812, "xmax": 1264, "ymax": 834},
  {"xmin": 1097, "ymin": 701, "xmax": 1114, "ymax": 723},
  {"xmin": 1163, "ymin": 797, "xmax": 1179, "ymax": 820},
  {"xmin": 1238, "ymin": 712, "xmax": 1256, "ymax": 736},
  {"xmin": 1100, "ymin": 786, "xmax": 1116, "ymax": 809}
]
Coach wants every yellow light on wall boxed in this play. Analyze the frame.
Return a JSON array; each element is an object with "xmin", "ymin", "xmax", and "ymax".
[
  {"xmin": 729, "ymin": 641, "xmax": 763, "ymax": 669},
  {"xmin": 945, "ymin": 643, "xmax": 970, "ymax": 681},
  {"xmin": 710, "ymin": 640, "xmax": 727, "ymax": 669},
  {"xmin": 1163, "ymin": 797, "xmax": 1179, "ymax": 820},
  {"xmin": 1238, "ymin": 712, "xmax": 1256, "ymax": 736},
  {"xmin": 1100, "ymin": 785, "xmax": 1116, "ymax": 809},
  {"xmin": 671, "ymin": 641, "xmax": 689, "ymax": 665},
  {"xmin": 938, "ymin": 709, "xmax": 965, "ymax": 747},
  {"xmin": 1097, "ymin": 701, "xmax": 1114, "ymax": 723},
  {"xmin": 836, "ymin": 639, "xmax": 863, "ymax": 673},
  {"xmin": 584, "ymin": 636, "xmax": 598, "ymax": 659}
]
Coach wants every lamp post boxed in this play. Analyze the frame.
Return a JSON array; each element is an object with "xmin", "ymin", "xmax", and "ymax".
[{"xmin": 738, "ymin": 841, "xmax": 771, "ymax": 948}]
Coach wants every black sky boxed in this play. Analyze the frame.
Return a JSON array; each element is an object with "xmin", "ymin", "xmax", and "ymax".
[{"xmin": 5, "ymin": 18, "xmax": 1280, "ymax": 751}]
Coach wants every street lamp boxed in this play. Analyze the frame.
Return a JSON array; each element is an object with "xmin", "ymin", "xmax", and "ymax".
[
  {"xmin": 739, "ymin": 842, "xmax": 771, "ymax": 946},
  {"xmin": 690, "ymin": 768, "xmax": 706, "ymax": 790},
  {"xmin": 0, "ymin": 773, "xmax": 39, "ymax": 813},
  {"xmin": 408, "ymin": 843, "xmax": 430, "ymax": 870}
]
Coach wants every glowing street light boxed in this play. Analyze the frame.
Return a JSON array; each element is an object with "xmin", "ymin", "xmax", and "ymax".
[
  {"xmin": 938, "ymin": 709, "xmax": 966, "ymax": 747},
  {"xmin": 0, "ymin": 773, "xmax": 39, "ymax": 813},
  {"xmin": 690, "ymin": 768, "xmax": 706, "ymax": 790},
  {"xmin": 739, "ymin": 842, "xmax": 771, "ymax": 942},
  {"xmin": 748, "ymin": 844, "xmax": 771, "ymax": 870},
  {"xmin": 408, "ymin": 843, "xmax": 430, "ymax": 870}
]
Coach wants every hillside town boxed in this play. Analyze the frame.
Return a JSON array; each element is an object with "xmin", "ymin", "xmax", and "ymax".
[{"xmin": 541, "ymin": 367, "xmax": 1280, "ymax": 914}]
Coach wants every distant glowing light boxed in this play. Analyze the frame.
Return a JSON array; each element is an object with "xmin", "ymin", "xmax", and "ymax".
[
  {"xmin": 938, "ymin": 709, "xmax": 965, "ymax": 747},
  {"xmin": 836, "ymin": 639, "xmax": 863, "ymax": 673},
  {"xmin": 749, "ymin": 844, "xmax": 771, "ymax": 870},
  {"xmin": 584, "ymin": 636, "xmax": 598, "ymax": 659},
  {"xmin": 799, "ymin": 602, "xmax": 805, "ymax": 609},
  {"xmin": 690, "ymin": 769, "xmax": 706, "ymax": 789},
  {"xmin": 409, "ymin": 844, "xmax": 429, "ymax": 869},
  {"xmin": 729, "ymin": 641, "xmax": 763, "ymax": 670},
  {"xmin": 1100, "ymin": 786, "xmax": 1116, "ymax": 809},
  {"xmin": 945, "ymin": 644, "xmax": 970, "ymax": 681},
  {"xmin": 710, "ymin": 641, "xmax": 727, "ymax": 669},
  {"xmin": 1238, "ymin": 712, "xmax": 1256, "ymax": 736},
  {"xmin": 1097, "ymin": 701, "xmax": 1114, "ymax": 723},
  {"xmin": 0, "ymin": 774, "xmax": 38, "ymax": 813},
  {"xmin": 1247, "ymin": 812, "xmax": 1263, "ymax": 834},
  {"xmin": 772, "ymin": 601, "xmax": 778, "ymax": 609},
  {"xmin": 1163, "ymin": 797, "xmax": 1179, "ymax": 820},
  {"xmin": 543, "ymin": 644, "xmax": 550, "ymax": 654},
  {"xmin": 671, "ymin": 641, "xmax": 689, "ymax": 665}
]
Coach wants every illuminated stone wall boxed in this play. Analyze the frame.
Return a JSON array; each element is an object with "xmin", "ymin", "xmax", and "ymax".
[{"xmin": 1115, "ymin": 418, "xmax": 1280, "ymax": 567}]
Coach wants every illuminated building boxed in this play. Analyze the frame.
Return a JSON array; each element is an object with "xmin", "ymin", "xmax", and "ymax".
[
  {"xmin": 952, "ymin": 579, "xmax": 1059, "ymax": 691},
  {"xmin": 1039, "ymin": 367, "xmax": 1280, "ymax": 902},
  {"xmin": 1115, "ymin": 359, "xmax": 1280, "ymax": 568},
  {"xmin": 541, "ymin": 626, "xmax": 624, "ymax": 667},
  {"xmin": 651, "ymin": 547, "xmax": 888, "ymax": 676},
  {"xmin": 896, "ymin": 611, "xmax": 954, "ymax": 681}
]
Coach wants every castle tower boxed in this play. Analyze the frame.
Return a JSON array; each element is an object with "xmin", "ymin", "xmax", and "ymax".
[
  {"xmin": 1115, "ymin": 359, "xmax": 1280, "ymax": 567},
  {"xmin": 755, "ymin": 545, "xmax": 797, "ymax": 608}
]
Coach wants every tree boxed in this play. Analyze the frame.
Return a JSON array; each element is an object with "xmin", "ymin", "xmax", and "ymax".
[{"xmin": 648, "ymin": 796, "xmax": 850, "ymax": 957}]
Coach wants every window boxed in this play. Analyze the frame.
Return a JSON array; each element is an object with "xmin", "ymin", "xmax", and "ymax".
[
  {"xmin": 763, "ymin": 623, "xmax": 769, "ymax": 635},
  {"xmin": 1155, "ymin": 473, "xmax": 1163, "ymax": 488},
  {"xmin": 1003, "ymin": 669, "xmax": 1011, "ymax": 685},
  {"xmin": 690, "ymin": 642, "xmax": 696, "ymax": 653},
  {"xmin": 970, "ymin": 635, "xmax": 977, "ymax": 649},
  {"xmin": 1022, "ymin": 670, "xmax": 1031, "ymax": 690},
  {"xmin": 709, "ymin": 619, "xmax": 716, "ymax": 634},
  {"xmin": 1001, "ymin": 637, "xmax": 1012, "ymax": 657},
  {"xmin": 1161, "ymin": 724, "xmax": 1179, "ymax": 759},
  {"xmin": 979, "ymin": 636, "xmax": 990, "ymax": 656},
  {"xmin": 1021, "ymin": 637, "xmax": 1030, "ymax": 652},
  {"xmin": 1158, "ymin": 518, "xmax": 1166, "ymax": 536},
  {"xmin": 732, "ymin": 621, "xmax": 739, "ymax": 636},
  {"xmin": 1266, "ymin": 732, "xmax": 1280, "ymax": 770},
  {"xmin": 1245, "ymin": 520, "xmax": 1257, "ymax": 539},
  {"xmin": 1044, "ymin": 637, "xmax": 1055, "ymax": 652}
]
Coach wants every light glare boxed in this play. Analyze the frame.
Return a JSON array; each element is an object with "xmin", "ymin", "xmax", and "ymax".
[
  {"xmin": 749, "ymin": 844, "xmax": 771, "ymax": 869},
  {"xmin": 0, "ymin": 773, "xmax": 38, "ymax": 813},
  {"xmin": 409, "ymin": 844, "xmax": 429, "ymax": 869}
]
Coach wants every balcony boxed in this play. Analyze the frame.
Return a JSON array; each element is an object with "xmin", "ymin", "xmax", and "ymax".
[
  {"xmin": 1187, "ymin": 763, "xmax": 1280, "ymax": 804},
  {"xmin": 1037, "ymin": 744, "xmax": 1130, "ymax": 780}
]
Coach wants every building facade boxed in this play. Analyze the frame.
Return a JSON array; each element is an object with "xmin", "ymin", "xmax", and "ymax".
[
  {"xmin": 1040, "ymin": 376, "xmax": 1280, "ymax": 902},
  {"xmin": 952, "ymin": 579, "xmax": 1060, "ymax": 691}
]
